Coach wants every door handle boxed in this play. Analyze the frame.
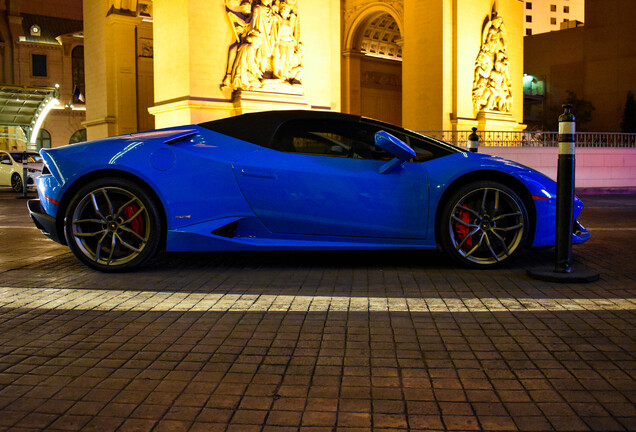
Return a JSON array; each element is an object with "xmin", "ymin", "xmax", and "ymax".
[{"xmin": 240, "ymin": 169, "xmax": 276, "ymax": 179}]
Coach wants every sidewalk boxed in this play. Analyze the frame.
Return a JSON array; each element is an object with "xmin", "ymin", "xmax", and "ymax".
[{"xmin": 1, "ymin": 188, "xmax": 635, "ymax": 431}]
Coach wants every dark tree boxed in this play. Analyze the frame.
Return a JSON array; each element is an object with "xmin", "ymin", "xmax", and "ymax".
[
  {"xmin": 543, "ymin": 91, "xmax": 595, "ymax": 131},
  {"xmin": 620, "ymin": 91, "xmax": 636, "ymax": 133}
]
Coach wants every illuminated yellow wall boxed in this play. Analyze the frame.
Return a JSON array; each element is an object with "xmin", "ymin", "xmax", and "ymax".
[
  {"xmin": 454, "ymin": 0, "xmax": 525, "ymax": 131},
  {"xmin": 83, "ymin": 0, "xmax": 525, "ymax": 137},
  {"xmin": 151, "ymin": 0, "xmax": 341, "ymax": 128},
  {"xmin": 402, "ymin": 0, "xmax": 524, "ymax": 131},
  {"xmin": 84, "ymin": 0, "xmax": 147, "ymax": 140}
]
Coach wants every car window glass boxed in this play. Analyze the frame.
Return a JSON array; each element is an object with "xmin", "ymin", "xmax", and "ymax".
[
  {"xmin": 272, "ymin": 119, "xmax": 396, "ymax": 161},
  {"xmin": 362, "ymin": 120, "xmax": 456, "ymax": 163},
  {"xmin": 1, "ymin": 153, "xmax": 11, "ymax": 164},
  {"xmin": 10, "ymin": 153, "xmax": 42, "ymax": 164},
  {"xmin": 404, "ymin": 135, "xmax": 439, "ymax": 162}
]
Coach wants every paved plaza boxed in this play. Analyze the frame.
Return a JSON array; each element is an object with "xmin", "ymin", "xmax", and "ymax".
[{"xmin": 0, "ymin": 188, "xmax": 635, "ymax": 431}]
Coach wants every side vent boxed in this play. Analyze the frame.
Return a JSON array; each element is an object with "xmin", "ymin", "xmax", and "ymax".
[
  {"xmin": 212, "ymin": 220, "xmax": 239, "ymax": 238},
  {"xmin": 164, "ymin": 132, "xmax": 198, "ymax": 145}
]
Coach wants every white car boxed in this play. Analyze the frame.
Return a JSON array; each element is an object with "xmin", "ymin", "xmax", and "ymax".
[{"xmin": 0, "ymin": 151, "xmax": 43, "ymax": 192}]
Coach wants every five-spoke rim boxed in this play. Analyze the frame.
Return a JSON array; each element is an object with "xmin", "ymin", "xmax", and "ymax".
[
  {"xmin": 71, "ymin": 187, "xmax": 151, "ymax": 266},
  {"xmin": 448, "ymin": 187, "xmax": 525, "ymax": 265},
  {"xmin": 11, "ymin": 174, "xmax": 22, "ymax": 191}
]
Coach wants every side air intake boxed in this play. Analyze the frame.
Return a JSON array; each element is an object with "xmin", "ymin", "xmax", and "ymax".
[
  {"xmin": 211, "ymin": 220, "xmax": 239, "ymax": 238},
  {"xmin": 164, "ymin": 132, "xmax": 198, "ymax": 145}
]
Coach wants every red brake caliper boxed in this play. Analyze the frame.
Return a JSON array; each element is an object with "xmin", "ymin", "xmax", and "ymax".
[
  {"xmin": 123, "ymin": 204, "xmax": 143, "ymax": 235},
  {"xmin": 455, "ymin": 209, "xmax": 473, "ymax": 249}
]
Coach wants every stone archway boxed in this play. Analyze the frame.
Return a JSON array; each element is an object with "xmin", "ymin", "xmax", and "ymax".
[{"xmin": 342, "ymin": 5, "xmax": 403, "ymax": 125}]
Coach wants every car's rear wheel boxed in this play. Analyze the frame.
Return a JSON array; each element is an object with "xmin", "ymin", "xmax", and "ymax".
[
  {"xmin": 439, "ymin": 181, "xmax": 528, "ymax": 268},
  {"xmin": 11, "ymin": 173, "xmax": 22, "ymax": 192},
  {"xmin": 64, "ymin": 178, "xmax": 161, "ymax": 272}
]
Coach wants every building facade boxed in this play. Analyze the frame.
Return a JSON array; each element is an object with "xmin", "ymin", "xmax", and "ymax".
[
  {"xmin": 2, "ymin": 1, "xmax": 528, "ymax": 149},
  {"xmin": 522, "ymin": 0, "xmax": 584, "ymax": 36},
  {"xmin": 524, "ymin": 0, "xmax": 636, "ymax": 131},
  {"xmin": 0, "ymin": 0, "xmax": 85, "ymax": 150},
  {"xmin": 81, "ymin": 0, "xmax": 525, "ymax": 143}
]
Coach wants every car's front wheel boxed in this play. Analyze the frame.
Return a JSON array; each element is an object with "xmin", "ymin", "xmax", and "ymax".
[
  {"xmin": 11, "ymin": 173, "xmax": 22, "ymax": 192},
  {"xmin": 64, "ymin": 178, "xmax": 162, "ymax": 272},
  {"xmin": 439, "ymin": 181, "xmax": 529, "ymax": 268}
]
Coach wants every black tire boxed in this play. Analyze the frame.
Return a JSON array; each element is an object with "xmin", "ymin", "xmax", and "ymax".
[
  {"xmin": 11, "ymin": 173, "xmax": 22, "ymax": 192},
  {"xmin": 439, "ymin": 181, "xmax": 528, "ymax": 268},
  {"xmin": 63, "ymin": 177, "xmax": 162, "ymax": 272}
]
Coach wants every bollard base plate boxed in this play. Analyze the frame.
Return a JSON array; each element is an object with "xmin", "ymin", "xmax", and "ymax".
[{"xmin": 527, "ymin": 267, "xmax": 600, "ymax": 283}]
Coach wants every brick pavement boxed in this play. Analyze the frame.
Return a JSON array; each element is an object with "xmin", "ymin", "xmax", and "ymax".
[{"xmin": 0, "ymin": 188, "xmax": 635, "ymax": 431}]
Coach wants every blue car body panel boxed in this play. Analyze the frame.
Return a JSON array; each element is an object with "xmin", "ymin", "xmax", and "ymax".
[
  {"xmin": 234, "ymin": 147, "xmax": 429, "ymax": 239},
  {"xmin": 32, "ymin": 110, "xmax": 590, "ymax": 255}
]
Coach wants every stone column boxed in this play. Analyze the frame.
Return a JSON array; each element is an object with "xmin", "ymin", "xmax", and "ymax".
[
  {"xmin": 83, "ymin": 0, "xmax": 141, "ymax": 140},
  {"xmin": 341, "ymin": 50, "xmax": 364, "ymax": 115},
  {"xmin": 149, "ymin": 0, "xmax": 233, "ymax": 128},
  {"xmin": 402, "ymin": 0, "xmax": 454, "ymax": 131}
]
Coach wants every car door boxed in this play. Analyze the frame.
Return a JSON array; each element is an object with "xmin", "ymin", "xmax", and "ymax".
[
  {"xmin": 0, "ymin": 152, "xmax": 13, "ymax": 186},
  {"xmin": 234, "ymin": 118, "xmax": 429, "ymax": 239}
]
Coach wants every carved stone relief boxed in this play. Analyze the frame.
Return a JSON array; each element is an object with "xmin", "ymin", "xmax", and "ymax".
[
  {"xmin": 472, "ymin": 12, "xmax": 512, "ymax": 113},
  {"xmin": 362, "ymin": 71, "xmax": 401, "ymax": 88},
  {"xmin": 109, "ymin": 0, "xmax": 138, "ymax": 14},
  {"xmin": 221, "ymin": 0, "xmax": 303, "ymax": 93}
]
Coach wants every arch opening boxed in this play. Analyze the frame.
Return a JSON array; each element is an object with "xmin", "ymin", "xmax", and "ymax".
[{"xmin": 343, "ymin": 10, "xmax": 402, "ymax": 126}]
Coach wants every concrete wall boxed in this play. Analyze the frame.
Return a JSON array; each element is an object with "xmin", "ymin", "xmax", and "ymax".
[{"xmin": 480, "ymin": 147, "xmax": 636, "ymax": 188}]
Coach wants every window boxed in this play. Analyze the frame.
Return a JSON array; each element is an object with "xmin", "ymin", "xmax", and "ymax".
[
  {"xmin": 550, "ymin": 4, "xmax": 557, "ymax": 12},
  {"xmin": 551, "ymin": 17, "xmax": 557, "ymax": 25},
  {"xmin": 526, "ymin": 15, "xmax": 532, "ymax": 23},
  {"xmin": 526, "ymin": 2, "xmax": 532, "ymax": 9},
  {"xmin": 69, "ymin": 129, "xmax": 87, "ymax": 144},
  {"xmin": 35, "ymin": 129, "xmax": 51, "ymax": 150},
  {"xmin": 564, "ymin": 6, "xmax": 570, "ymax": 13},
  {"xmin": 32, "ymin": 54, "xmax": 47, "ymax": 77},
  {"xmin": 526, "ymin": 28, "xmax": 533, "ymax": 35},
  {"xmin": 72, "ymin": 46, "xmax": 85, "ymax": 103},
  {"xmin": 1, "ymin": 153, "xmax": 11, "ymax": 165},
  {"xmin": 271, "ymin": 119, "xmax": 394, "ymax": 160},
  {"xmin": 270, "ymin": 118, "xmax": 449, "ymax": 163},
  {"xmin": 563, "ymin": 18, "xmax": 570, "ymax": 22}
]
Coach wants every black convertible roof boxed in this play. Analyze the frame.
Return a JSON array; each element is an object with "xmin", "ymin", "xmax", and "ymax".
[{"xmin": 199, "ymin": 110, "xmax": 362, "ymax": 147}]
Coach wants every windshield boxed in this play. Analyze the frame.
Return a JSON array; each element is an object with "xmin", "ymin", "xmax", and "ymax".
[{"xmin": 10, "ymin": 152, "xmax": 43, "ymax": 164}]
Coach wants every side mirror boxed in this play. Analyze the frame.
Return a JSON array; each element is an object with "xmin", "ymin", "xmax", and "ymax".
[{"xmin": 374, "ymin": 131, "xmax": 415, "ymax": 174}]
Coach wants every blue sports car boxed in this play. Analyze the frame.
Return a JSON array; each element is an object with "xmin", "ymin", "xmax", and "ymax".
[{"xmin": 28, "ymin": 110, "xmax": 590, "ymax": 272}]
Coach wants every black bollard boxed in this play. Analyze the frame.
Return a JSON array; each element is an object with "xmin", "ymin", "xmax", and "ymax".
[
  {"xmin": 528, "ymin": 105, "xmax": 599, "ymax": 283},
  {"xmin": 555, "ymin": 105, "xmax": 575, "ymax": 273},
  {"xmin": 467, "ymin": 127, "xmax": 479, "ymax": 152},
  {"xmin": 21, "ymin": 151, "xmax": 29, "ymax": 198}
]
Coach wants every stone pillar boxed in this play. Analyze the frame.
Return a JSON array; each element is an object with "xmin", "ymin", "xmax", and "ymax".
[
  {"xmin": 149, "ymin": 0, "xmax": 233, "ymax": 128},
  {"xmin": 402, "ymin": 0, "xmax": 453, "ymax": 131},
  {"xmin": 83, "ymin": 0, "xmax": 141, "ymax": 140},
  {"xmin": 341, "ymin": 50, "xmax": 364, "ymax": 115}
]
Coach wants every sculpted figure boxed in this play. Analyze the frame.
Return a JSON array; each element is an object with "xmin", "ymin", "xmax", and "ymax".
[
  {"xmin": 273, "ymin": 2, "xmax": 298, "ymax": 81},
  {"xmin": 222, "ymin": 0, "xmax": 253, "ymax": 90},
  {"xmin": 472, "ymin": 50, "xmax": 493, "ymax": 111},
  {"xmin": 231, "ymin": 30, "xmax": 264, "ymax": 90},
  {"xmin": 472, "ymin": 12, "xmax": 512, "ymax": 113},
  {"xmin": 221, "ymin": 0, "xmax": 303, "ymax": 91},
  {"xmin": 250, "ymin": 0, "xmax": 276, "ymax": 75}
]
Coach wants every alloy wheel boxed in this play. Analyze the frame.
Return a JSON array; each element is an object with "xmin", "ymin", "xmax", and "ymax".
[
  {"xmin": 448, "ymin": 187, "xmax": 525, "ymax": 265},
  {"xmin": 70, "ymin": 187, "xmax": 151, "ymax": 267}
]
